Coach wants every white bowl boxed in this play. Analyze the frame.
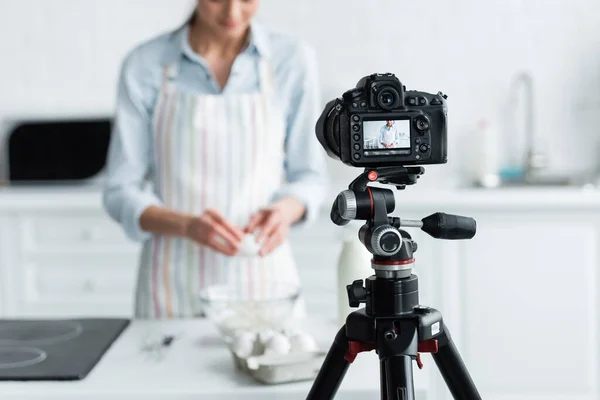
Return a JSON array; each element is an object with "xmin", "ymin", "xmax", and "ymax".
[{"xmin": 197, "ymin": 281, "xmax": 301, "ymax": 342}]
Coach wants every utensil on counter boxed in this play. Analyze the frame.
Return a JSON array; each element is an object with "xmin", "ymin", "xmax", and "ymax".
[{"xmin": 140, "ymin": 332, "xmax": 182, "ymax": 362}]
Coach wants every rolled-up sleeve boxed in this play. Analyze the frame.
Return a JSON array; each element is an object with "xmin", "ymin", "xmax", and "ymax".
[
  {"xmin": 102, "ymin": 49, "xmax": 163, "ymax": 242},
  {"xmin": 273, "ymin": 42, "xmax": 329, "ymax": 228}
]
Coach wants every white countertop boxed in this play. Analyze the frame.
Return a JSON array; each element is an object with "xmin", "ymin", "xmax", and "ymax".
[
  {"xmin": 0, "ymin": 317, "xmax": 430, "ymax": 400},
  {"xmin": 2, "ymin": 184, "xmax": 600, "ymax": 211}
]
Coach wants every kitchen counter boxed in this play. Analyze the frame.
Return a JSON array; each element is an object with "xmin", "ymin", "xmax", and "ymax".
[{"xmin": 0, "ymin": 317, "xmax": 429, "ymax": 400}]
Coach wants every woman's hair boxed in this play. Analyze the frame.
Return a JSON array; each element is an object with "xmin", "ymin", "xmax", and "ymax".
[{"xmin": 187, "ymin": 8, "xmax": 198, "ymax": 25}]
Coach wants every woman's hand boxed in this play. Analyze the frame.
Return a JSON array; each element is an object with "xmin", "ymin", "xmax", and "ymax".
[
  {"xmin": 244, "ymin": 197, "xmax": 305, "ymax": 257},
  {"xmin": 185, "ymin": 209, "xmax": 245, "ymax": 256}
]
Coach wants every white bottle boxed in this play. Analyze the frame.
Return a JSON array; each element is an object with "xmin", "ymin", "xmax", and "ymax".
[{"xmin": 337, "ymin": 223, "xmax": 373, "ymax": 326}]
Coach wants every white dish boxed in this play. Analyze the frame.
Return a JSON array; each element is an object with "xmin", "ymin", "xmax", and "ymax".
[{"xmin": 197, "ymin": 282, "xmax": 300, "ymax": 341}]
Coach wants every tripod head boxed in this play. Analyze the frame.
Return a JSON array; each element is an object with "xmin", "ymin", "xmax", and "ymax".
[{"xmin": 330, "ymin": 166, "xmax": 477, "ymax": 316}]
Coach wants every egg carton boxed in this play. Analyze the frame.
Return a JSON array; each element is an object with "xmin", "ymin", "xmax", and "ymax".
[
  {"xmin": 230, "ymin": 349, "xmax": 327, "ymax": 385},
  {"xmin": 228, "ymin": 328, "xmax": 327, "ymax": 385}
]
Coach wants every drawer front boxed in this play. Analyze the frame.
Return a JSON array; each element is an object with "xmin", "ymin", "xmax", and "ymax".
[
  {"xmin": 25, "ymin": 265, "xmax": 137, "ymax": 301},
  {"xmin": 22, "ymin": 252, "xmax": 139, "ymax": 302},
  {"xmin": 16, "ymin": 302, "xmax": 134, "ymax": 318},
  {"xmin": 20, "ymin": 212, "xmax": 136, "ymax": 252}
]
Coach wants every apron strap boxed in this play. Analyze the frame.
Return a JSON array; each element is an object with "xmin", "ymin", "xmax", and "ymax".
[
  {"xmin": 257, "ymin": 59, "xmax": 275, "ymax": 96},
  {"xmin": 157, "ymin": 63, "xmax": 178, "ymax": 99}
]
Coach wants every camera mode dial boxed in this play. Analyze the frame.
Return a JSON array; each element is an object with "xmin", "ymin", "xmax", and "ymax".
[{"xmin": 372, "ymin": 226, "xmax": 403, "ymax": 256}]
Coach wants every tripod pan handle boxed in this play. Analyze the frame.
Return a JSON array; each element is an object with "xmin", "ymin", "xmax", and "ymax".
[{"xmin": 421, "ymin": 213, "xmax": 476, "ymax": 240}]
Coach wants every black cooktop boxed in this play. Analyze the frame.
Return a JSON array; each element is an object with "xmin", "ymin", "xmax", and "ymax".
[{"xmin": 0, "ymin": 318, "xmax": 130, "ymax": 381}]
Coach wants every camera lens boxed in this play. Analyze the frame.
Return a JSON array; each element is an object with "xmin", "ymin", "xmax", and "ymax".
[
  {"xmin": 415, "ymin": 116, "xmax": 430, "ymax": 131},
  {"xmin": 315, "ymin": 98, "xmax": 341, "ymax": 159},
  {"xmin": 377, "ymin": 87, "xmax": 400, "ymax": 110}
]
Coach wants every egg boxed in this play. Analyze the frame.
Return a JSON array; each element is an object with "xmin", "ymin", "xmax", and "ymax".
[
  {"xmin": 263, "ymin": 333, "xmax": 291, "ymax": 355},
  {"xmin": 238, "ymin": 234, "xmax": 261, "ymax": 257},
  {"xmin": 257, "ymin": 329, "xmax": 276, "ymax": 345},
  {"xmin": 281, "ymin": 327, "xmax": 302, "ymax": 337},
  {"xmin": 232, "ymin": 331, "xmax": 256, "ymax": 358},
  {"xmin": 289, "ymin": 332, "xmax": 318, "ymax": 353}
]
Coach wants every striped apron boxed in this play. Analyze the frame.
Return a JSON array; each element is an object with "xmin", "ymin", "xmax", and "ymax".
[{"xmin": 133, "ymin": 57, "xmax": 301, "ymax": 319}]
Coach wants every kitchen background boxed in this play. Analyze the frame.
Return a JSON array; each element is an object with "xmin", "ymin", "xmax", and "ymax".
[
  {"xmin": 1, "ymin": 1, "xmax": 600, "ymax": 399},
  {"xmin": 2, "ymin": 0, "xmax": 600, "ymax": 189}
]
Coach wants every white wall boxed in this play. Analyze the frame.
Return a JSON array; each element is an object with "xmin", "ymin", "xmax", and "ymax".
[{"xmin": 1, "ymin": 0, "xmax": 599, "ymax": 190}]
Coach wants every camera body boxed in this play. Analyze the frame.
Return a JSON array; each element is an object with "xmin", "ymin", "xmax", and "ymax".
[{"xmin": 316, "ymin": 73, "xmax": 448, "ymax": 168}]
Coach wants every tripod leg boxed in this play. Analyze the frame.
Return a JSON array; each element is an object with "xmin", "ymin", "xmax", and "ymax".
[
  {"xmin": 379, "ymin": 360, "xmax": 388, "ymax": 400},
  {"xmin": 306, "ymin": 326, "xmax": 351, "ymax": 400},
  {"xmin": 431, "ymin": 323, "xmax": 482, "ymax": 400},
  {"xmin": 382, "ymin": 355, "xmax": 415, "ymax": 400}
]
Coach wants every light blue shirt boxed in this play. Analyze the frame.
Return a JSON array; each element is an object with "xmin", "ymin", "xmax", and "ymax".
[{"xmin": 102, "ymin": 22, "xmax": 329, "ymax": 242}]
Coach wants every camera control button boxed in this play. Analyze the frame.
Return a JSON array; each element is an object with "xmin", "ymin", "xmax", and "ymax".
[
  {"xmin": 419, "ymin": 97, "xmax": 427, "ymax": 105},
  {"xmin": 414, "ymin": 305, "xmax": 431, "ymax": 314},
  {"xmin": 353, "ymin": 124, "xmax": 360, "ymax": 132},
  {"xmin": 407, "ymin": 97, "xmax": 417, "ymax": 106},
  {"xmin": 420, "ymin": 144, "xmax": 430, "ymax": 153},
  {"xmin": 353, "ymin": 134, "xmax": 360, "ymax": 141},
  {"xmin": 360, "ymin": 101, "xmax": 367, "ymax": 107},
  {"xmin": 352, "ymin": 115, "xmax": 360, "ymax": 122},
  {"xmin": 354, "ymin": 144, "xmax": 361, "ymax": 151},
  {"xmin": 415, "ymin": 117, "xmax": 430, "ymax": 131},
  {"xmin": 430, "ymin": 98, "xmax": 442, "ymax": 105},
  {"xmin": 352, "ymin": 102, "xmax": 358, "ymax": 108},
  {"xmin": 415, "ymin": 138, "xmax": 421, "ymax": 144},
  {"xmin": 353, "ymin": 153, "xmax": 361, "ymax": 160}
]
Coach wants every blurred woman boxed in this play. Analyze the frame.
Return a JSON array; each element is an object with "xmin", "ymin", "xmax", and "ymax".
[{"xmin": 102, "ymin": 0, "xmax": 328, "ymax": 318}]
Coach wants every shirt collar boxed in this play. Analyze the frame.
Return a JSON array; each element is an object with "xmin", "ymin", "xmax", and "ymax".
[{"xmin": 174, "ymin": 20, "xmax": 271, "ymax": 64}]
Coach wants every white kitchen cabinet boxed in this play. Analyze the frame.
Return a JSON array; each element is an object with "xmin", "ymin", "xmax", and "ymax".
[
  {"xmin": 444, "ymin": 211, "xmax": 600, "ymax": 400},
  {"xmin": 0, "ymin": 214, "xmax": 9, "ymax": 317},
  {"xmin": 0, "ymin": 188, "xmax": 140, "ymax": 318},
  {"xmin": 396, "ymin": 194, "xmax": 600, "ymax": 400}
]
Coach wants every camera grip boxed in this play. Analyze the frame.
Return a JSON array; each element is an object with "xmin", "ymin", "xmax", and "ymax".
[{"xmin": 421, "ymin": 213, "xmax": 476, "ymax": 240}]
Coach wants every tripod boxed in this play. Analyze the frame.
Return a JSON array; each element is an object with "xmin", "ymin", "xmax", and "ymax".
[{"xmin": 307, "ymin": 166, "xmax": 482, "ymax": 400}]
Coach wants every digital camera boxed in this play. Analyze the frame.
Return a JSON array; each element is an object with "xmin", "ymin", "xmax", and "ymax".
[{"xmin": 316, "ymin": 73, "xmax": 448, "ymax": 168}]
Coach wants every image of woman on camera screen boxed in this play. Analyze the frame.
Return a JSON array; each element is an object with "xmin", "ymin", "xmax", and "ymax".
[
  {"xmin": 102, "ymin": 0, "xmax": 328, "ymax": 319},
  {"xmin": 378, "ymin": 120, "xmax": 410, "ymax": 149},
  {"xmin": 379, "ymin": 120, "xmax": 398, "ymax": 148}
]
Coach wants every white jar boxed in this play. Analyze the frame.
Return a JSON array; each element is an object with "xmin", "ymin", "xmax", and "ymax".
[{"xmin": 336, "ymin": 223, "xmax": 373, "ymax": 326}]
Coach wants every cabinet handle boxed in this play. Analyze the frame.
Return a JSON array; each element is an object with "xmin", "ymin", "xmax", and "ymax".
[
  {"xmin": 82, "ymin": 280, "xmax": 95, "ymax": 293},
  {"xmin": 81, "ymin": 229, "xmax": 93, "ymax": 241}
]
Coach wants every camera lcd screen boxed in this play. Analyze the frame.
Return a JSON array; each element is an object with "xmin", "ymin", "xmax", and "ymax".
[{"xmin": 363, "ymin": 120, "xmax": 411, "ymax": 150}]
